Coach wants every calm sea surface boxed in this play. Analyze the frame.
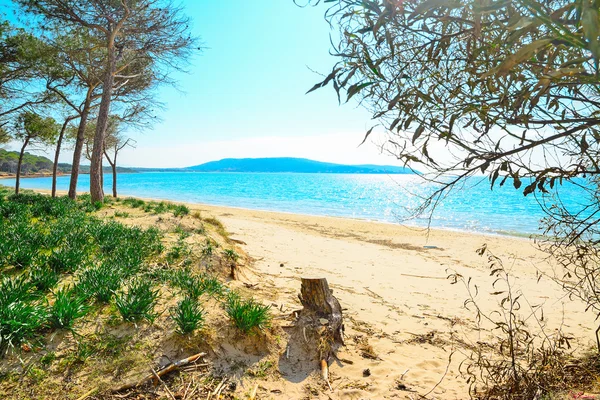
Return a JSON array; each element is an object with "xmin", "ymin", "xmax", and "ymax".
[{"xmin": 0, "ymin": 172, "xmax": 591, "ymax": 236}]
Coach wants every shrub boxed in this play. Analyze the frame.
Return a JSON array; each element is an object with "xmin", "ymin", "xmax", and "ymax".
[
  {"xmin": 114, "ymin": 211, "xmax": 129, "ymax": 218},
  {"xmin": 78, "ymin": 264, "xmax": 122, "ymax": 303},
  {"xmin": 449, "ymin": 246, "xmax": 575, "ymax": 399},
  {"xmin": 115, "ymin": 279, "xmax": 159, "ymax": 322},
  {"xmin": 170, "ymin": 296, "xmax": 204, "ymax": 334},
  {"xmin": 225, "ymin": 292, "xmax": 271, "ymax": 335},
  {"xmin": 49, "ymin": 287, "xmax": 90, "ymax": 330}
]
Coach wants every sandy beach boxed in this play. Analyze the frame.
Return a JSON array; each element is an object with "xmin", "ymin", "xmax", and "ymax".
[
  {"xmin": 187, "ymin": 202, "xmax": 596, "ymax": 399},
  {"xmin": 10, "ymin": 188, "xmax": 596, "ymax": 398}
]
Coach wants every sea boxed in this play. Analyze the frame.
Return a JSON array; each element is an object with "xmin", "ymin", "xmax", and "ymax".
[{"xmin": 0, "ymin": 172, "xmax": 592, "ymax": 237}]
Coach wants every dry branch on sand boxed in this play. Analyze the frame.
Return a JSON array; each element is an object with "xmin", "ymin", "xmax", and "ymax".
[{"xmin": 112, "ymin": 352, "xmax": 207, "ymax": 393}]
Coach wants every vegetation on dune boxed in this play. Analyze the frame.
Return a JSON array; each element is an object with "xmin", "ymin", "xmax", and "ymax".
[
  {"xmin": 225, "ymin": 292, "xmax": 271, "ymax": 335},
  {"xmin": 170, "ymin": 296, "xmax": 205, "ymax": 334},
  {"xmin": 0, "ymin": 188, "xmax": 264, "ymax": 399}
]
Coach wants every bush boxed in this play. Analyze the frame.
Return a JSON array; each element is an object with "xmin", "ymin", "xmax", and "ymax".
[
  {"xmin": 449, "ymin": 246, "xmax": 575, "ymax": 399},
  {"xmin": 49, "ymin": 287, "xmax": 89, "ymax": 330},
  {"xmin": 225, "ymin": 292, "xmax": 271, "ymax": 335},
  {"xmin": 115, "ymin": 279, "xmax": 159, "ymax": 322},
  {"xmin": 170, "ymin": 296, "xmax": 204, "ymax": 334}
]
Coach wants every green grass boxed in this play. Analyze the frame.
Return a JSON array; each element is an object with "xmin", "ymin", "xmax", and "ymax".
[
  {"xmin": 115, "ymin": 279, "xmax": 159, "ymax": 323},
  {"xmin": 49, "ymin": 287, "xmax": 90, "ymax": 330},
  {"xmin": 78, "ymin": 264, "xmax": 122, "ymax": 304},
  {"xmin": 222, "ymin": 249, "xmax": 239, "ymax": 265},
  {"xmin": 201, "ymin": 238, "xmax": 215, "ymax": 259},
  {"xmin": 123, "ymin": 198, "xmax": 189, "ymax": 217},
  {"xmin": 172, "ymin": 204, "xmax": 189, "ymax": 217},
  {"xmin": 122, "ymin": 198, "xmax": 146, "ymax": 208},
  {"xmin": 0, "ymin": 277, "xmax": 48, "ymax": 353},
  {"xmin": 170, "ymin": 296, "xmax": 204, "ymax": 334},
  {"xmin": 225, "ymin": 292, "xmax": 271, "ymax": 335},
  {"xmin": 171, "ymin": 269, "xmax": 224, "ymax": 299},
  {"xmin": 28, "ymin": 266, "xmax": 59, "ymax": 293}
]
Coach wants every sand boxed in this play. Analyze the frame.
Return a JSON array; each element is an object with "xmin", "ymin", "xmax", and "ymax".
[{"xmin": 187, "ymin": 203, "xmax": 596, "ymax": 399}]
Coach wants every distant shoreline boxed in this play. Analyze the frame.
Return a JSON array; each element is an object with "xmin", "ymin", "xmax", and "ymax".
[
  {"xmin": 0, "ymin": 182, "xmax": 534, "ymax": 241},
  {"xmin": 0, "ymin": 172, "xmax": 69, "ymax": 179}
]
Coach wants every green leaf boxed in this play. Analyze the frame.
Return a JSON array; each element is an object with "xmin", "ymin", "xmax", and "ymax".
[{"xmin": 346, "ymin": 82, "xmax": 374, "ymax": 102}]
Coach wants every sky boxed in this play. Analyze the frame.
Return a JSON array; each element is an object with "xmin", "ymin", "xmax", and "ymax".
[{"xmin": 3, "ymin": 1, "xmax": 397, "ymax": 168}]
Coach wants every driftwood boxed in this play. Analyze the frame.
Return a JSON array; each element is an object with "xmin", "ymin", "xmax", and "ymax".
[{"xmin": 112, "ymin": 352, "xmax": 206, "ymax": 393}]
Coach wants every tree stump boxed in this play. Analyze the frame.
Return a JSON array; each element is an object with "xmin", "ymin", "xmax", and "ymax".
[{"xmin": 299, "ymin": 278, "xmax": 344, "ymax": 345}]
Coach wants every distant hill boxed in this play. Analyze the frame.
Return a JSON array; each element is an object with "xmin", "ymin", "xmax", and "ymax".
[
  {"xmin": 187, "ymin": 157, "xmax": 413, "ymax": 174},
  {"xmin": 0, "ymin": 149, "xmax": 63, "ymax": 175},
  {"xmin": 0, "ymin": 149, "xmax": 135, "ymax": 176}
]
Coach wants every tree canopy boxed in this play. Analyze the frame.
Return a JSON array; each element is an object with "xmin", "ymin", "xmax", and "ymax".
[
  {"xmin": 312, "ymin": 0, "xmax": 600, "ymax": 196},
  {"xmin": 312, "ymin": 0, "xmax": 600, "ymax": 345}
]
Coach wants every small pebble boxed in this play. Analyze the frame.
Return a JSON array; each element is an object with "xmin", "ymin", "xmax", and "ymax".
[{"xmin": 363, "ymin": 368, "xmax": 371, "ymax": 377}]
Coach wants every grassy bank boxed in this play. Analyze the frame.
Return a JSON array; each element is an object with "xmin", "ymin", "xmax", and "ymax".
[{"xmin": 0, "ymin": 188, "xmax": 273, "ymax": 399}]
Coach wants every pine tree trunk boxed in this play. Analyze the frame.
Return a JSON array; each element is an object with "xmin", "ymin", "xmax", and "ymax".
[
  {"xmin": 52, "ymin": 117, "xmax": 74, "ymax": 197},
  {"xmin": 16, "ymin": 137, "xmax": 30, "ymax": 195},
  {"xmin": 68, "ymin": 95, "xmax": 92, "ymax": 199},
  {"xmin": 112, "ymin": 160, "xmax": 117, "ymax": 198},
  {"xmin": 90, "ymin": 36, "xmax": 117, "ymax": 203}
]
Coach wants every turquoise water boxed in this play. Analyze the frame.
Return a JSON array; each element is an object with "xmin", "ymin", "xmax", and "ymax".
[{"xmin": 0, "ymin": 172, "xmax": 590, "ymax": 236}]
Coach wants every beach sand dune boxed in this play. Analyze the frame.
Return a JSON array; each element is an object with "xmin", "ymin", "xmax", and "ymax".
[{"xmin": 195, "ymin": 204, "xmax": 595, "ymax": 399}]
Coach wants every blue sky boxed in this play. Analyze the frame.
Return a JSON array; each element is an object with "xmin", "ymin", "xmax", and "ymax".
[{"xmin": 3, "ymin": 1, "xmax": 396, "ymax": 168}]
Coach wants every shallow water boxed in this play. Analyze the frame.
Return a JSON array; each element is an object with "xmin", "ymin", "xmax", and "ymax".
[{"xmin": 0, "ymin": 172, "xmax": 591, "ymax": 236}]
